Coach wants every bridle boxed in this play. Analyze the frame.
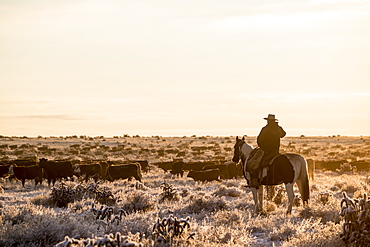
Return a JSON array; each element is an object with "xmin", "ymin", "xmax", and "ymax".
[
  {"xmin": 233, "ymin": 139, "xmax": 246, "ymax": 165},
  {"xmin": 233, "ymin": 139, "xmax": 247, "ymax": 178}
]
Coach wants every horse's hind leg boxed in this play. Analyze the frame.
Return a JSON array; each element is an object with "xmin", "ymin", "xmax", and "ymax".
[
  {"xmin": 266, "ymin": 186, "xmax": 275, "ymax": 201},
  {"xmin": 285, "ymin": 183, "xmax": 294, "ymax": 214}
]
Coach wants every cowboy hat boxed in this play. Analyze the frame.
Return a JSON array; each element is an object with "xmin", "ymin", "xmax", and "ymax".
[{"xmin": 264, "ymin": 114, "xmax": 278, "ymax": 121}]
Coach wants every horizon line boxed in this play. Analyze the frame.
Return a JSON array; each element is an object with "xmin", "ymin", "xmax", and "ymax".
[{"xmin": 1, "ymin": 134, "xmax": 368, "ymax": 138}]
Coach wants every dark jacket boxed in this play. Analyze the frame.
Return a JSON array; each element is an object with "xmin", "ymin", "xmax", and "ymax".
[{"xmin": 257, "ymin": 122, "xmax": 286, "ymax": 152}]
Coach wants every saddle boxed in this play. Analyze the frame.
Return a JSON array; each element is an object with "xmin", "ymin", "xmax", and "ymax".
[{"xmin": 246, "ymin": 148, "xmax": 264, "ymax": 171}]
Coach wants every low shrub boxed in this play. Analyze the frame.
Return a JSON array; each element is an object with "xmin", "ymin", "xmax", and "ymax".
[
  {"xmin": 0, "ymin": 205, "xmax": 97, "ymax": 247},
  {"xmin": 212, "ymin": 185, "xmax": 242, "ymax": 197},
  {"xmin": 119, "ymin": 191, "xmax": 156, "ymax": 213},
  {"xmin": 299, "ymin": 206, "xmax": 340, "ymax": 224},
  {"xmin": 336, "ymin": 163, "xmax": 357, "ymax": 175},
  {"xmin": 180, "ymin": 195, "xmax": 228, "ymax": 214},
  {"xmin": 212, "ymin": 210, "xmax": 243, "ymax": 227},
  {"xmin": 51, "ymin": 182, "xmax": 117, "ymax": 207},
  {"xmin": 51, "ymin": 182, "xmax": 76, "ymax": 207}
]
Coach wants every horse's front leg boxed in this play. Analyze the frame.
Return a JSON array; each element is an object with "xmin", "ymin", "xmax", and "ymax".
[
  {"xmin": 285, "ymin": 183, "xmax": 294, "ymax": 214},
  {"xmin": 257, "ymin": 186, "xmax": 264, "ymax": 212},
  {"xmin": 251, "ymin": 188, "xmax": 259, "ymax": 212},
  {"xmin": 251, "ymin": 186, "xmax": 264, "ymax": 213}
]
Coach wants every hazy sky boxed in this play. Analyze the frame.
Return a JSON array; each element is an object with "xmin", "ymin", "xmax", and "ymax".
[{"xmin": 1, "ymin": 0, "xmax": 369, "ymax": 137}]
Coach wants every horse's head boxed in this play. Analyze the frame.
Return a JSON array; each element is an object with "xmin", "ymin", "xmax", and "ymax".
[{"xmin": 232, "ymin": 136, "xmax": 246, "ymax": 163}]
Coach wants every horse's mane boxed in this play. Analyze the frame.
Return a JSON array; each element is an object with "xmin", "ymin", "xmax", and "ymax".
[{"xmin": 240, "ymin": 140, "xmax": 253, "ymax": 150}]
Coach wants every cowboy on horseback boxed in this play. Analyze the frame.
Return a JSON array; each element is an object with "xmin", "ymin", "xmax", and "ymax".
[
  {"xmin": 257, "ymin": 114, "xmax": 286, "ymax": 166},
  {"xmin": 247, "ymin": 114, "xmax": 286, "ymax": 188},
  {"xmin": 233, "ymin": 115, "xmax": 309, "ymax": 213}
]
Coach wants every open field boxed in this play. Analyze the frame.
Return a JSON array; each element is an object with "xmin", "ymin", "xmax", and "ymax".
[{"xmin": 0, "ymin": 135, "xmax": 370, "ymax": 246}]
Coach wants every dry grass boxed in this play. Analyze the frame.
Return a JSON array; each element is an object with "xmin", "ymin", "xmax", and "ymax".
[{"xmin": 0, "ymin": 135, "xmax": 369, "ymax": 246}]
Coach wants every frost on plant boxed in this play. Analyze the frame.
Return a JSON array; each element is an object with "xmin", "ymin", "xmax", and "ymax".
[{"xmin": 51, "ymin": 182, "xmax": 117, "ymax": 207}]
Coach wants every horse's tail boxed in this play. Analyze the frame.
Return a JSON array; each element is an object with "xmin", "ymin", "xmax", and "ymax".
[{"xmin": 299, "ymin": 156, "xmax": 310, "ymax": 203}]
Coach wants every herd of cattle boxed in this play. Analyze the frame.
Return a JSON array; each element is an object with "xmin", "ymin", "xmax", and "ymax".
[
  {"xmin": 0, "ymin": 159, "xmax": 146, "ymax": 187},
  {"xmin": 0, "ymin": 158, "xmax": 242, "ymax": 187},
  {"xmin": 0, "ymin": 157, "xmax": 369, "ymax": 188}
]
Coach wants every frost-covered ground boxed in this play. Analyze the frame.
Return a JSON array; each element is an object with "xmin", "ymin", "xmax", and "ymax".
[{"xmin": 0, "ymin": 135, "xmax": 369, "ymax": 246}]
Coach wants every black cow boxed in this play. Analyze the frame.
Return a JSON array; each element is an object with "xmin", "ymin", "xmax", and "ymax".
[
  {"xmin": 39, "ymin": 158, "xmax": 74, "ymax": 186},
  {"xmin": 226, "ymin": 162, "xmax": 239, "ymax": 179},
  {"xmin": 187, "ymin": 169, "xmax": 221, "ymax": 182},
  {"xmin": 350, "ymin": 161, "xmax": 370, "ymax": 171},
  {"xmin": 183, "ymin": 161, "xmax": 218, "ymax": 171},
  {"xmin": 13, "ymin": 159, "xmax": 36, "ymax": 167},
  {"xmin": 99, "ymin": 161, "xmax": 110, "ymax": 180},
  {"xmin": 11, "ymin": 165, "xmax": 43, "ymax": 187},
  {"xmin": 170, "ymin": 161, "xmax": 185, "ymax": 177},
  {"xmin": 315, "ymin": 160, "xmax": 347, "ymax": 171},
  {"xmin": 154, "ymin": 161, "xmax": 174, "ymax": 173},
  {"xmin": 306, "ymin": 159, "xmax": 315, "ymax": 180},
  {"xmin": 203, "ymin": 164, "xmax": 229, "ymax": 179},
  {"xmin": 107, "ymin": 163, "xmax": 142, "ymax": 182},
  {"xmin": 74, "ymin": 163, "xmax": 102, "ymax": 182}
]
